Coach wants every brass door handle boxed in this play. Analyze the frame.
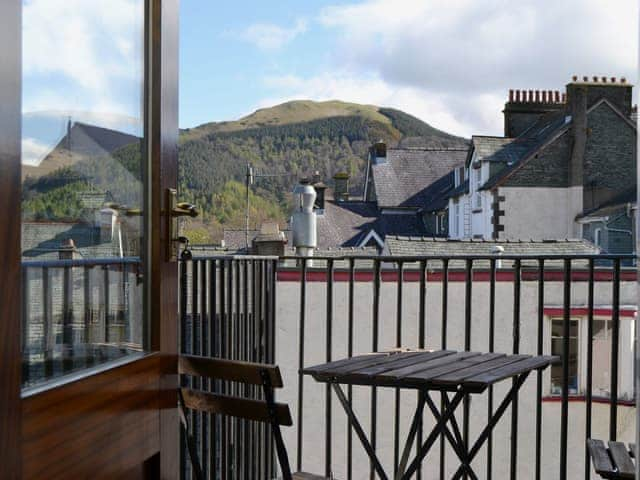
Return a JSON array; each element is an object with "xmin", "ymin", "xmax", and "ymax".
[{"xmin": 172, "ymin": 202, "xmax": 199, "ymax": 218}]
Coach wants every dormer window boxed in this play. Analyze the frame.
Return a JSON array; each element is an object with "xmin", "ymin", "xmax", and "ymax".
[{"xmin": 474, "ymin": 168, "xmax": 483, "ymax": 209}]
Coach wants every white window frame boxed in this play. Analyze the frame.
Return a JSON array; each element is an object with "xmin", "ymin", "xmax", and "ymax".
[
  {"xmin": 549, "ymin": 317, "xmax": 581, "ymax": 395},
  {"xmin": 547, "ymin": 315, "xmax": 621, "ymax": 398},
  {"xmin": 472, "ymin": 168, "xmax": 482, "ymax": 210}
]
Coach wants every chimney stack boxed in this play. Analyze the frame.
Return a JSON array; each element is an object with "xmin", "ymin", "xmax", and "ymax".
[
  {"xmin": 333, "ymin": 172, "xmax": 350, "ymax": 202},
  {"xmin": 59, "ymin": 238, "xmax": 79, "ymax": 260},
  {"xmin": 311, "ymin": 173, "xmax": 327, "ymax": 212},
  {"xmin": 291, "ymin": 180, "xmax": 317, "ymax": 258},
  {"xmin": 504, "ymin": 86, "xmax": 565, "ymax": 136},
  {"xmin": 252, "ymin": 222, "xmax": 286, "ymax": 256}
]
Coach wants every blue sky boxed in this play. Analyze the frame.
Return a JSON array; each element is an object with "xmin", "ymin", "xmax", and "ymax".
[
  {"xmin": 179, "ymin": 1, "xmax": 344, "ymax": 128},
  {"xmin": 179, "ymin": 0, "xmax": 638, "ymax": 136}
]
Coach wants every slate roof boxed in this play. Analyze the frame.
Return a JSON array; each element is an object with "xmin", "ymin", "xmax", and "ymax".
[
  {"xmin": 223, "ymin": 229, "xmax": 261, "ymax": 252},
  {"xmin": 317, "ymin": 201, "xmax": 428, "ymax": 248},
  {"xmin": 371, "ymin": 147, "xmax": 468, "ymax": 208},
  {"xmin": 478, "ymin": 111, "xmax": 570, "ymax": 190},
  {"xmin": 22, "ymin": 222, "xmax": 115, "ymax": 259},
  {"xmin": 223, "ymin": 199, "xmax": 429, "ymax": 253},
  {"xmin": 577, "ymin": 187, "xmax": 636, "ymax": 219},
  {"xmin": 447, "ymin": 179, "xmax": 469, "ymax": 199},
  {"xmin": 385, "ymin": 236, "xmax": 600, "ymax": 257}
]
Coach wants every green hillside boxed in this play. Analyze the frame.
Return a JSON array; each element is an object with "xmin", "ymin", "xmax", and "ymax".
[{"xmin": 23, "ymin": 100, "xmax": 468, "ymax": 243}]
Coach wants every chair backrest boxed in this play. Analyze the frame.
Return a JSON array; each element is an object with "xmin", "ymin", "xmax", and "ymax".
[
  {"xmin": 178, "ymin": 354, "xmax": 292, "ymax": 426},
  {"xmin": 178, "ymin": 354, "xmax": 295, "ymax": 480}
]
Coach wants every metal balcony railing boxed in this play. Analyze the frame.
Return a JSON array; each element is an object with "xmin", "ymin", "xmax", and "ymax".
[
  {"xmin": 179, "ymin": 253, "xmax": 636, "ymax": 480},
  {"xmin": 21, "ymin": 257, "xmax": 144, "ymax": 388},
  {"xmin": 20, "ymin": 252, "xmax": 636, "ymax": 479}
]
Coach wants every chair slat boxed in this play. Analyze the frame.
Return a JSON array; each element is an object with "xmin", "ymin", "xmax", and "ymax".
[
  {"xmin": 181, "ymin": 388, "xmax": 293, "ymax": 426},
  {"xmin": 179, "ymin": 354, "xmax": 283, "ymax": 387},
  {"xmin": 588, "ymin": 439, "xmax": 615, "ymax": 476},
  {"xmin": 608, "ymin": 441, "xmax": 635, "ymax": 478}
]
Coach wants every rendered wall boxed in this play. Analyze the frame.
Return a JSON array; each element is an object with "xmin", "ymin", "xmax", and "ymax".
[{"xmin": 276, "ymin": 272, "xmax": 636, "ymax": 479}]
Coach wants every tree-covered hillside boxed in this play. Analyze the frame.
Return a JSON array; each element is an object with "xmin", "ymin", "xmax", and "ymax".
[{"xmin": 22, "ymin": 100, "xmax": 468, "ymax": 243}]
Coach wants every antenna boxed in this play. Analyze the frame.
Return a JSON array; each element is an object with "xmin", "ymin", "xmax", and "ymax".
[{"xmin": 244, "ymin": 164, "xmax": 293, "ymax": 250}]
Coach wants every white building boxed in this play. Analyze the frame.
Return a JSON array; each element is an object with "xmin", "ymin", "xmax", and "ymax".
[{"xmin": 449, "ymin": 78, "xmax": 636, "ymax": 242}]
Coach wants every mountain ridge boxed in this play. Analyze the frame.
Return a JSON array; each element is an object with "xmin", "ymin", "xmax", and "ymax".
[{"xmin": 23, "ymin": 99, "xmax": 469, "ymax": 243}]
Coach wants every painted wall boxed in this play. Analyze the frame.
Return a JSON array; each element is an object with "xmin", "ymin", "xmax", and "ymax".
[
  {"xmin": 275, "ymin": 271, "xmax": 636, "ymax": 479},
  {"xmin": 499, "ymin": 186, "xmax": 576, "ymax": 240}
]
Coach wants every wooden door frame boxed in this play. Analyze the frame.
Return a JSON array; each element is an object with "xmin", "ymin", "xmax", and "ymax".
[
  {"xmin": 149, "ymin": 0, "xmax": 180, "ymax": 477},
  {"xmin": 0, "ymin": 0, "xmax": 181, "ymax": 477},
  {"xmin": 0, "ymin": 0, "xmax": 22, "ymax": 478}
]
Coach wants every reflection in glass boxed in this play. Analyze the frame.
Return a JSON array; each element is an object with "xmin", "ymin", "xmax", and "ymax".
[{"xmin": 21, "ymin": 0, "xmax": 147, "ymax": 389}]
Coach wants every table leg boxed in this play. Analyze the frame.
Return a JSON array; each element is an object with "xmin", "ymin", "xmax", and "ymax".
[
  {"xmin": 401, "ymin": 390, "xmax": 466, "ymax": 480},
  {"xmin": 424, "ymin": 393, "xmax": 478, "ymax": 480},
  {"xmin": 395, "ymin": 392, "xmax": 427, "ymax": 480},
  {"xmin": 332, "ymin": 383, "xmax": 389, "ymax": 480},
  {"xmin": 449, "ymin": 372, "xmax": 531, "ymax": 480}
]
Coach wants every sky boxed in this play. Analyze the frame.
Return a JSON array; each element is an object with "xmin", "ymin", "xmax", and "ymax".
[
  {"xmin": 180, "ymin": 0, "xmax": 638, "ymax": 137},
  {"xmin": 20, "ymin": 0, "xmax": 639, "ymax": 166}
]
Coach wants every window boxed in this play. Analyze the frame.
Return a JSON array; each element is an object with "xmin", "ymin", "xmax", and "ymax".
[
  {"xmin": 594, "ymin": 228, "xmax": 602, "ymax": 248},
  {"xmin": 550, "ymin": 318, "xmax": 579, "ymax": 394},
  {"xmin": 474, "ymin": 168, "xmax": 482, "ymax": 209},
  {"xmin": 452, "ymin": 201, "xmax": 460, "ymax": 237},
  {"xmin": 21, "ymin": 1, "xmax": 148, "ymax": 390},
  {"xmin": 592, "ymin": 319, "xmax": 612, "ymax": 396}
]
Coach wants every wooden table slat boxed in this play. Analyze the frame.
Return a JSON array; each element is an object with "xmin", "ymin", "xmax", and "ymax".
[
  {"xmin": 588, "ymin": 439, "xmax": 615, "ymax": 475},
  {"xmin": 303, "ymin": 350, "xmax": 558, "ymax": 393},
  {"xmin": 304, "ymin": 353, "xmax": 386, "ymax": 374},
  {"xmin": 379, "ymin": 352, "xmax": 482, "ymax": 381},
  {"xmin": 462, "ymin": 356, "xmax": 559, "ymax": 388},
  {"xmin": 432, "ymin": 355, "xmax": 530, "ymax": 385},
  {"xmin": 315, "ymin": 352, "xmax": 424, "ymax": 377},
  {"xmin": 348, "ymin": 350, "xmax": 455, "ymax": 379},
  {"xmin": 402, "ymin": 353, "xmax": 505, "ymax": 383},
  {"xmin": 608, "ymin": 441, "xmax": 635, "ymax": 478}
]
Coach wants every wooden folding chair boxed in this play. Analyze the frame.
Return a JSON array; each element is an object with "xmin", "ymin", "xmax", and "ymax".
[
  {"xmin": 178, "ymin": 354, "xmax": 330, "ymax": 480},
  {"xmin": 587, "ymin": 439, "xmax": 636, "ymax": 479}
]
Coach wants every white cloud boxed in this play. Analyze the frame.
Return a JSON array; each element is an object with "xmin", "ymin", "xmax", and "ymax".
[
  {"xmin": 23, "ymin": 0, "xmax": 144, "ymax": 114},
  {"xmin": 260, "ymin": 72, "xmax": 484, "ymax": 136},
  {"xmin": 238, "ymin": 19, "xmax": 308, "ymax": 50},
  {"xmin": 21, "ymin": 137, "xmax": 53, "ymax": 166},
  {"xmin": 306, "ymin": 0, "xmax": 638, "ymax": 135}
]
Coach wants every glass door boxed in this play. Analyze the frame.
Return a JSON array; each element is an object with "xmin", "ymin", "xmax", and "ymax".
[{"xmin": 20, "ymin": 0, "xmax": 150, "ymax": 391}]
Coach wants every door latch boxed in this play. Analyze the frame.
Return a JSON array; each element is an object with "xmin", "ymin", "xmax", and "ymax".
[{"xmin": 167, "ymin": 188, "xmax": 199, "ymax": 261}]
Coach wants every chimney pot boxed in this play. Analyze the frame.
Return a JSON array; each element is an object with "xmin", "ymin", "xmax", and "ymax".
[
  {"xmin": 528, "ymin": 90, "xmax": 534, "ymax": 103},
  {"xmin": 535, "ymin": 90, "xmax": 540, "ymax": 102},
  {"xmin": 515, "ymin": 90, "xmax": 521, "ymax": 102},
  {"xmin": 572, "ymin": 75, "xmax": 578, "ymax": 82},
  {"xmin": 555, "ymin": 91, "xmax": 560, "ymax": 103},
  {"xmin": 593, "ymin": 76, "xmax": 599, "ymax": 82},
  {"xmin": 583, "ymin": 76, "xmax": 588, "ymax": 82},
  {"xmin": 610, "ymin": 77, "xmax": 616, "ymax": 83},
  {"xmin": 621, "ymin": 77, "xmax": 627, "ymax": 83},
  {"xmin": 509, "ymin": 89, "xmax": 514, "ymax": 102}
]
